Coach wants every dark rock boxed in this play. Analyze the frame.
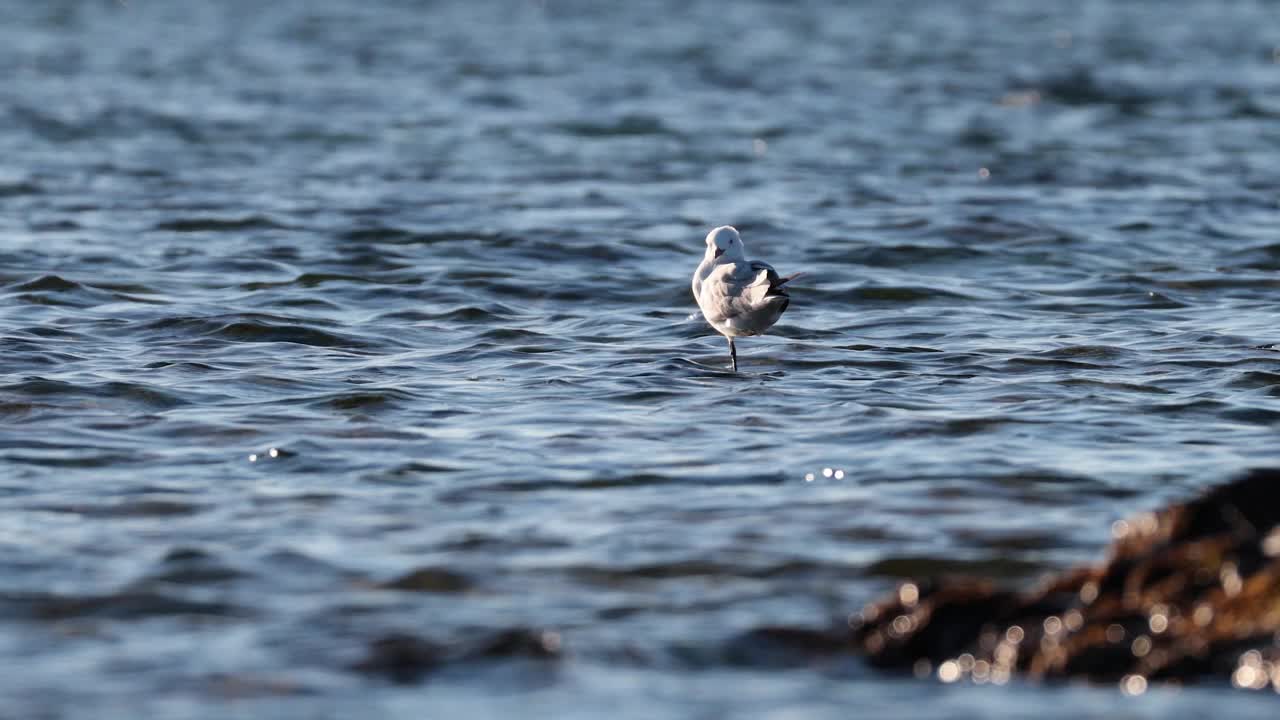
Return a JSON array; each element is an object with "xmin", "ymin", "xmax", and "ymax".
[{"xmin": 853, "ymin": 469, "xmax": 1280, "ymax": 687}]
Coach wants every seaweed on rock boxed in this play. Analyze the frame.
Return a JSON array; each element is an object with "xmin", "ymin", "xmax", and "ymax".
[{"xmin": 853, "ymin": 469, "xmax": 1280, "ymax": 688}]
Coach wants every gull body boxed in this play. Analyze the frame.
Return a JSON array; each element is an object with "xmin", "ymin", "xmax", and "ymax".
[{"xmin": 691, "ymin": 226, "xmax": 801, "ymax": 372}]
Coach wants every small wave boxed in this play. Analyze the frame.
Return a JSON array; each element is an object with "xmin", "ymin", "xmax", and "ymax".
[
  {"xmin": 416, "ymin": 304, "xmax": 524, "ymax": 322},
  {"xmin": 1, "ymin": 590, "xmax": 244, "ymax": 621},
  {"xmin": 375, "ymin": 567, "xmax": 472, "ymax": 593},
  {"xmin": 352, "ymin": 628, "xmax": 561, "ymax": 684},
  {"xmin": 0, "ymin": 180, "xmax": 42, "ymax": 197},
  {"xmin": 10, "ymin": 104, "xmax": 207, "ymax": 142},
  {"xmin": 1059, "ymin": 378, "xmax": 1171, "ymax": 395},
  {"xmin": 476, "ymin": 327, "xmax": 553, "ymax": 342},
  {"xmin": 133, "ymin": 547, "xmax": 247, "ymax": 587},
  {"xmin": 940, "ymin": 215, "xmax": 1048, "ymax": 243},
  {"xmin": 316, "ymin": 388, "xmax": 417, "ymax": 411},
  {"xmin": 32, "ymin": 499, "xmax": 202, "ymax": 518},
  {"xmin": 2, "ymin": 377, "xmax": 188, "ymax": 410},
  {"xmin": 864, "ymin": 553, "xmax": 1047, "ymax": 580},
  {"xmin": 833, "ymin": 285, "xmax": 980, "ymax": 303},
  {"xmin": 1018, "ymin": 66, "xmax": 1157, "ymax": 109},
  {"xmin": 8, "ymin": 274, "xmax": 82, "ymax": 292},
  {"xmin": 142, "ymin": 315, "xmax": 372, "ymax": 349},
  {"xmin": 1004, "ymin": 356, "xmax": 1108, "ymax": 370},
  {"xmin": 1227, "ymin": 370, "xmax": 1280, "ymax": 389},
  {"xmin": 241, "ymin": 272, "xmax": 416, "ymax": 291},
  {"xmin": 719, "ymin": 626, "xmax": 849, "ymax": 668},
  {"xmin": 339, "ymin": 226, "xmax": 498, "ymax": 245},
  {"xmin": 1036, "ymin": 344, "xmax": 1136, "ymax": 361},
  {"xmin": 842, "ymin": 244, "xmax": 988, "ymax": 267},
  {"xmin": 153, "ymin": 215, "xmax": 291, "ymax": 233},
  {"xmin": 556, "ymin": 113, "xmax": 676, "ymax": 137},
  {"xmin": 1219, "ymin": 405, "xmax": 1280, "ymax": 423}
]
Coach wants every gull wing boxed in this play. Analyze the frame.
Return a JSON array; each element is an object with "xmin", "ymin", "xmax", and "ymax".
[
  {"xmin": 697, "ymin": 260, "xmax": 802, "ymax": 334},
  {"xmin": 745, "ymin": 261, "xmax": 804, "ymax": 305}
]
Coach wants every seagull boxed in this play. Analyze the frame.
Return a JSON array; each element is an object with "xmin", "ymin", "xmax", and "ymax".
[{"xmin": 691, "ymin": 226, "xmax": 803, "ymax": 372}]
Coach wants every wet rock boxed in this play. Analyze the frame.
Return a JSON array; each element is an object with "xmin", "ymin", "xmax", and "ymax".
[{"xmin": 853, "ymin": 469, "xmax": 1280, "ymax": 687}]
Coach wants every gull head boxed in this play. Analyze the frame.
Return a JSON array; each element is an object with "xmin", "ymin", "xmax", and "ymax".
[{"xmin": 705, "ymin": 225, "xmax": 746, "ymax": 262}]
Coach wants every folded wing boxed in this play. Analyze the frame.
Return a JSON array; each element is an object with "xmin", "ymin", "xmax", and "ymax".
[
  {"xmin": 745, "ymin": 261, "xmax": 804, "ymax": 305},
  {"xmin": 697, "ymin": 261, "xmax": 803, "ymax": 335}
]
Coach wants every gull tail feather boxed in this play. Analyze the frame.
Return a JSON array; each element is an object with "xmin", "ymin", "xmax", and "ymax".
[{"xmin": 762, "ymin": 271, "xmax": 806, "ymax": 300}]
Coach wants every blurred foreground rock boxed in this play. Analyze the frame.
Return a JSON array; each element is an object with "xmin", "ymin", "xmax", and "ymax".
[{"xmin": 853, "ymin": 469, "xmax": 1280, "ymax": 691}]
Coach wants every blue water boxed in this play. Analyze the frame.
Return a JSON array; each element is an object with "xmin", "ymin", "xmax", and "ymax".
[{"xmin": 3, "ymin": 1, "xmax": 1280, "ymax": 717}]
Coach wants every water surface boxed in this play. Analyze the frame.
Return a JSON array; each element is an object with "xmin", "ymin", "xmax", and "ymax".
[{"xmin": 3, "ymin": 1, "xmax": 1280, "ymax": 717}]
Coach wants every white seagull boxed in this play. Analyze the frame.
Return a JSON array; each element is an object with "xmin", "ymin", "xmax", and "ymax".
[{"xmin": 691, "ymin": 225, "xmax": 803, "ymax": 372}]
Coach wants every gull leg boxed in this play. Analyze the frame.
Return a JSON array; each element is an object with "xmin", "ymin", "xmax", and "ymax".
[{"xmin": 728, "ymin": 337, "xmax": 737, "ymax": 372}]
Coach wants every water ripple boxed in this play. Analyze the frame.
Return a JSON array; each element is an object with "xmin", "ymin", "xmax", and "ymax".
[{"xmin": 3, "ymin": 1, "xmax": 1280, "ymax": 717}]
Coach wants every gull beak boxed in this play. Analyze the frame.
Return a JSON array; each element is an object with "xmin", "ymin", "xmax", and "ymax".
[{"xmin": 713, "ymin": 247, "xmax": 725, "ymax": 259}]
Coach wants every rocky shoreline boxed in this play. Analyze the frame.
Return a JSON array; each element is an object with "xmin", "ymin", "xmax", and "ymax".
[{"xmin": 853, "ymin": 469, "xmax": 1280, "ymax": 692}]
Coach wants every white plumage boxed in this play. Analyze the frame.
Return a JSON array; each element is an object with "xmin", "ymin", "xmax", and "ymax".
[{"xmin": 691, "ymin": 226, "xmax": 802, "ymax": 371}]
